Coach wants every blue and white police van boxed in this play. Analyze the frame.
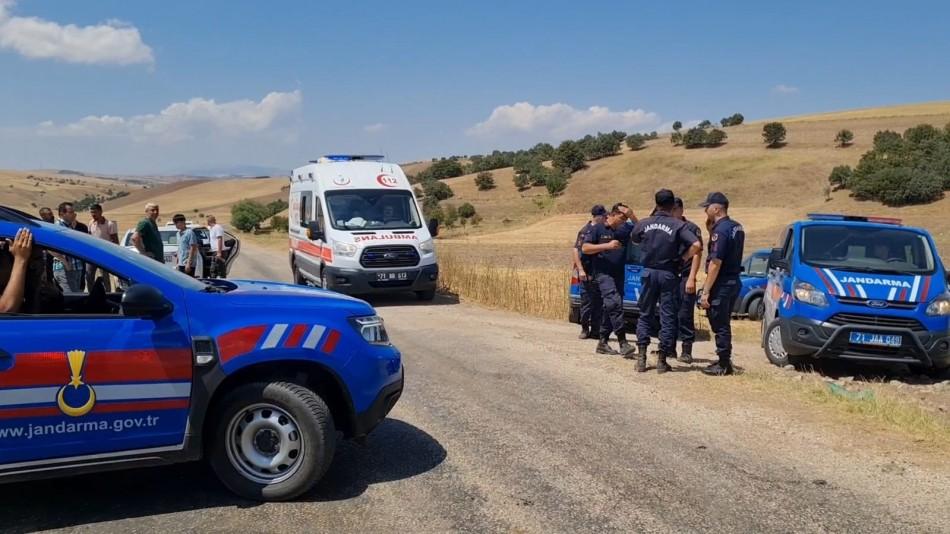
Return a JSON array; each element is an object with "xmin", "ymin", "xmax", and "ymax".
[
  {"xmin": 0, "ymin": 206, "xmax": 403, "ymax": 501},
  {"xmin": 762, "ymin": 214, "xmax": 950, "ymax": 374}
]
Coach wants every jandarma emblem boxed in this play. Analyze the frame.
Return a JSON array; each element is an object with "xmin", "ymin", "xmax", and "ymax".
[{"xmin": 56, "ymin": 350, "xmax": 96, "ymax": 417}]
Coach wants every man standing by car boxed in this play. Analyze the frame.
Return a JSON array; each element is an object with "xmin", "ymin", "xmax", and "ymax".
[
  {"xmin": 174, "ymin": 214, "xmax": 200, "ymax": 277},
  {"xmin": 582, "ymin": 205, "xmax": 634, "ymax": 356},
  {"xmin": 573, "ymin": 205, "xmax": 607, "ymax": 339},
  {"xmin": 672, "ymin": 197, "xmax": 703, "ymax": 363},
  {"xmin": 132, "ymin": 203, "xmax": 164, "ymax": 263},
  {"xmin": 207, "ymin": 215, "xmax": 227, "ymax": 278},
  {"xmin": 52, "ymin": 202, "xmax": 87, "ymax": 292},
  {"xmin": 87, "ymin": 203, "xmax": 118, "ymax": 290},
  {"xmin": 699, "ymin": 192, "xmax": 745, "ymax": 376}
]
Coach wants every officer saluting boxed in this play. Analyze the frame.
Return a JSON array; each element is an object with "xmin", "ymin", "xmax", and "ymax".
[
  {"xmin": 573, "ymin": 205, "xmax": 607, "ymax": 339},
  {"xmin": 698, "ymin": 192, "xmax": 745, "ymax": 376},
  {"xmin": 671, "ymin": 197, "xmax": 703, "ymax": 363},
  {"xmin": 629, "ymin": 190, "xmax": 702, "ymax": 373},
  {"xmin": 582, "ymin": 205, "xmax": 634, "ymax": 355}
]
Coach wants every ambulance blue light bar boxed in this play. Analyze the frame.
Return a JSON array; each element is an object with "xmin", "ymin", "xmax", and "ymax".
[
  {"xmin": 313, "ymin": 154, "xmax": 385, "ymax": 163},
  {"xmin": 807, "ymin": 213, "xmax": 902, "ymax": 225}
]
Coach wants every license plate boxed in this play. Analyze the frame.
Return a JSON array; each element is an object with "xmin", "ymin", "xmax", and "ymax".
[
  {"xmin": 849, "ymin": 331, "xmax": 902, "ymax": 347},
  {"xmin": 376, "ymin": 272, "xmax": 408, "ymax": 281}
]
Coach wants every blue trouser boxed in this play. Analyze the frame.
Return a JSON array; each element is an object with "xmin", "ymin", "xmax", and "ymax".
[
  {"xmin": 676, "ymin": 273, "xmax": 697, "ymax": 348},
  {"xmin": 707, "ymin": 276, "xmax": 740, "ymax": 361},
  {"xmin": 636, "ymin": 268, "xmax": 679, "ymax": 354},
  {"xmin": 579, "ymin": 276, "xmax": 602, "ymax": 333},
  {"xmin": 595, "ymin": 271, "xmax": 625, "ymax": 339}
]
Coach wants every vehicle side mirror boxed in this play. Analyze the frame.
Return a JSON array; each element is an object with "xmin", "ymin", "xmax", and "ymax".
[
  {"xmin": 428, "ymin": 218, "xmax": 440, "ymax": 237},
  {"xmin": 122, "ymin": 284, "xmax": 173, "ymax": 318},
  {"xmin": 767, "ymin": 247, "xmax": 788, "ymax": 271},
  {"xmin": 307, "ymin": 221, "xmax": 325, "ymax": 242}
]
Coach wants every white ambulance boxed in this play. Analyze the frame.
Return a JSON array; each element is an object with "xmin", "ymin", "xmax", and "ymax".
[{"xmin": 288, "ymin": 155, "xmax": 440, "ymax": 300}]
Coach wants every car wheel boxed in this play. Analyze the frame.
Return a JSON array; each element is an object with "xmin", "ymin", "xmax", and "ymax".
[
  {"xmin": 415, "ymin": 289, "xmax": 436, "ymax": 301},
  {"xmin": 764, "ymin": 319, "xmax": 799, "ymax": 367},
  {"xmin": 209, "ymin": 381, "xmax": 336, "ymax": 502},
  {"xmin": 293, "ymin": 264, "xmax": 308, "ymax": 286},
  {"xmin": 747, "ymin": 297, "xmax": 765, "ymax": 321}
]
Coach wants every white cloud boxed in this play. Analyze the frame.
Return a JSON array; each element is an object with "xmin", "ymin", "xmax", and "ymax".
[
  {"xmin": 0, "ymin": 0, "xmax": 153, "ymax": 65},
  {"xmin": 37, "ymin": 90, "xmax": 303, "ymax": 143},
  {"xmin": 468, "ymin": 101, "xmax": 660, "ymax": 139},
  {"xmin": 363, "ymin": 122, "xmax": 387, "ymax": 134},
  {"xmin": 772, "ymin": 84, "xmax": 800, "ymax": 95}
]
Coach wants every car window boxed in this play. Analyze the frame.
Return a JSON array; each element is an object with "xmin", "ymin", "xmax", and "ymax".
[{"xmin": 748, "ymin": 254, "xmax": 769, "ymax": 276}]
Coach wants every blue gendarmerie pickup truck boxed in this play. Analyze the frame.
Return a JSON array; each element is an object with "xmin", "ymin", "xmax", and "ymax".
[{"xmin": 0, "ymin": 206, "xmax": 403, "ymax": 501}]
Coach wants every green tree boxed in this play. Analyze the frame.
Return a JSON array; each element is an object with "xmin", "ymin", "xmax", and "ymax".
[
  {"xmin": 552, "ymin": 140, "xmax": 585, "ymax": 172},
  {"xmin": 698, "ymin": 119, "xmax": 712, "ymax": 129},
  {"xmin": 422, "ymin": 179, "xmax": 454, "ymax": 201},
  {"xmin": 683, "ymin": 127, "xmax": 708, "ymax": 148},
  {"xmin": 670, "ymin": 131, "xmax": 683, "ymax": 146},
  {"xmin": 231, "ymin": 199, "xmax": 270, "ymax": 232},
  {"xmin": 851, "ymin": 167, "xmax": 942, "ymax": 206},
  {"xmin": 545, "ymin": 168, "xmax": 569, "ymax": 196},
  {"xmin": 530, "ymin": 142, "xmax": 555, "ymax": 161},
  {"xmin": 475, "ymin": 171, "xmax": 495, "ymax": 190},
  {"xmin": 705, "ymin": 128, "xmax": 728, "ymax": 146},
  {"xmin": 904, "ymin": 124, "xmax": 940, "ymax": 145},
  {"xmin": 672, "ymin": 121, "xmax": 682, "ymax": 131},
  {"xmin": 418, "ymin": 159, "xmax": 464, "ymax": 181},
  {"xmin": 835, "ymin": 129, "xmax": 854, "ymax": 147},
  {"xmin": 625, "ymin": 134, "xmax": 646, "ymax": 150},
  {"xmin": 458, "ymin": 202, "xmax": 476, "ymax": 218},
  {"xmin": 270, "ymin": 215, "xmax": 289, "ymax": 232},
  {"xmin": 443, "ymin": 203, "xmax": 459, "ymax": 228},
  {"xmin": 828, "ymin": 165, "xmax": 852, "ymax": 190},
  {"xmin": 762, "ymin": 122, "xmax": 787, "ymax": 147},
  {"xmin": 513, "ymin": 172, "xmax": 531, "ymax": 191},
  {"xmin": 720, "ymin": 113, "xmax": 744, "ymax": 127}
]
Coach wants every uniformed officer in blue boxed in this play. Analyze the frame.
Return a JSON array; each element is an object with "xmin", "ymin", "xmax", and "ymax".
[
  {"xmin": 671, "ymin": 197, "xmax": 703, "ymax": 363},
  {"xmin": 582, "ymin": 205, "xmax": 634, "ymax": 355},
  {"xmin": 572, "ymin": 205, "xmax": 607, "ymax": 339},
  {"xmin": 629, "ymin": 189, "xmax": 702, "ymax": 373},
  {"xmin": 698, "ymin": 192, "xmax": 745, "ymax": 376}
]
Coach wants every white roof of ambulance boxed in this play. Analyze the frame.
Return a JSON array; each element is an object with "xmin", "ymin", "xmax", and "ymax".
[{"xmin": 291, "ymin": 155, "xmax": 412, "ymax": 192}]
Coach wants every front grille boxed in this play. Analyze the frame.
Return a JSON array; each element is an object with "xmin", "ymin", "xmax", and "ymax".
[
  {"xmin": 360, "ymin": 245, "xmax": 420, "ymax": 268},
  {"xmin": 827, "ymin": 313, "xmax": 925, "ymax": 331},
  {"xmin": 369, "ymin": 279, "xmax": 414, "ymax": 288},
  {"xmin": 836, "ymin": 297, "xmax": 917, "ymax": 310}
]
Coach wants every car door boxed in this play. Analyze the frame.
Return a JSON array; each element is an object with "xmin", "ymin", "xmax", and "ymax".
[
  {"xmin": 764, "ymin": 227, "xmax": 794, "ymax": 323},
  {"xmin": 624, "ymin": 242, "xmax": 643, "ymax": 306},
  {"xmin": 0, "ymin": 235, "xmax": 194, "ymax": 467}
]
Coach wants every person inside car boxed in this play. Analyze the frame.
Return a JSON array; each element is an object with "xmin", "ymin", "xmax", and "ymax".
[{"xmin": 0, "ymin": 228, "xmax": 33, "ymax": 313}]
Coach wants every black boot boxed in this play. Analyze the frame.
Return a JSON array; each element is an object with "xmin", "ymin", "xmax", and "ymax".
[
  {"xmin": 702, "ymin": 359, "xmax": 734, "ymax": 376},
  {"xmin": 678, "ymin": 343, "xmax": 693, "ymax": 364},
  {"xmin": 596, "ymin": 339, "xmax": 619, "ymax": 355},
  {"xmin": 656, "ymin": 353, "xmax": 671, "ymax": 374},
  {"xmin": 617, "ymin": 332, "xmax": 636, "ymax": 357},
  {"xmin": 578, "ymin": 328, "xmax": 590, "ymax": 340},
  {"xmin": 635, "ymin": 345, "xmax": 648, "ymax": 372}
]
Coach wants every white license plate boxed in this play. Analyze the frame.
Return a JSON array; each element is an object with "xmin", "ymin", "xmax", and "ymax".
[
  {"xmin": 849, "ymin": 331, "xmax": 902, "ymax": 347},
  {"xmin": 376, "ymin": 272, "xmax": 408, "ymax": 281}
]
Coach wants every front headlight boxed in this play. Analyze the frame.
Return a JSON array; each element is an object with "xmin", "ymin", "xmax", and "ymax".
[
  {"xmin": 420, "ymin": 238, "xmax": 435, "ymax": 254},
  {"xmin": 794, "ymin": 281, "xmax": 828, "ymax": 307},
  {"xmin": 926, "ymin": 296, "xmax": 950, "ymax": 316},
  {"xmin": 350, "ymin": 315, "xmax": 390, "ymax": 345},
  {"xmin": 333, "ymin": 241, "xmax": 358, "ymax": 257}
]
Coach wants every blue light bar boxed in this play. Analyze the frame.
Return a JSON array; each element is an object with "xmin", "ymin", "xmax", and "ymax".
[
  {"xmin": 806, "ymin": 213, "xmax": 902, "ymax": 225},
  {"xmin": 319, "ymin": 154, "xmax": 385, "ymax": 162}
]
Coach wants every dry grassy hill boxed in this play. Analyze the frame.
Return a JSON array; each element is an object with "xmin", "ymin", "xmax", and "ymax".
[
  {"xmin": 438, "ymin": 101, "xmax": 950, "ymax": 267},
  {"xmin": 0, "ymin": 170, "xmax": 146, "ymax": 216}
]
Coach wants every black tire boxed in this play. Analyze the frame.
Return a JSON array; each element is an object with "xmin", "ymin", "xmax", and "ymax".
[
  {"xmin": 568, "ymin": 304, "xmax": 580, "ymax": 324},
  {"xmin": 747, "ymin": 297, "xmax": 765, "ymax": 321},
  {"xmin": 763, "ymin": 319, "xmax": 802, "ymax": 367},
  {"xmin": 208, "ymin": 381, "xmax": 336, "ymax": 502},
  {"xmin": 292, "ymin": 263, "xmax": 307, "ymax": 286},
  {"xmin": 415, "ymin": 289, "xmax": 436, "ymax": 301}
]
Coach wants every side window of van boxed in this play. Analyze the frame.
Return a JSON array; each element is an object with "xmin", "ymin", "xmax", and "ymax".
[
  {"xmin": 314, "ymin": 197, "xmax": 324, "ymax": 230},
  {"xmin": 780, "ymin": 227, "xmax": 794, "ymax": 261},
  {"xmin": 300, "ymin": 191, "xmax": 312, "ymax": 225}
]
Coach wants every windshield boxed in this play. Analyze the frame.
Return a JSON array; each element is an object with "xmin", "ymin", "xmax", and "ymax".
[
  {"xmin": 801, "ymin": 225, "xmax": 936, "ymax": 274},
  {"xmin": 325, "ymin": 189, "xmax": 422, "ymax": 230},
  {"xmin": 747, "ymin": 254, "xmax": 768, "ymax": 276}
]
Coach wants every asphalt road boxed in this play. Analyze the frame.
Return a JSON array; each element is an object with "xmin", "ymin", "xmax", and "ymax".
[{"xmin": 3, "ymin": 242, "xmax": 948, "ymax": 533}]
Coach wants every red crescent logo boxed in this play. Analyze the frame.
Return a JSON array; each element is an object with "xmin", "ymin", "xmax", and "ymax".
[{"xmin": 376, "ymin": 174, "xmax": 398, "ymax": 187}]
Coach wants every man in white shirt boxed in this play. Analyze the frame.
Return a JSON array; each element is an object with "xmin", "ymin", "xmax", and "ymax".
[
  {"xmin": 87, "ymin": 203, "xmax": 118, "ymax": 290},
  {"xmin": 206, "ymin": 215, "xmax": 228, "ymax": 278}
]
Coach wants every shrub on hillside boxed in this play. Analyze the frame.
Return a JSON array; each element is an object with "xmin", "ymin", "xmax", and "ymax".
[
  {"xmin": 828, "ymin": 165, "xmax": 853, "ymax": 190},
  {"xmin": 417, "ymin": 159, "xmax": 464, "ymax": 182},
  {"xmin": 271, "ymin": 215, "xmax": 289, "ymax": 232},
  {"xmin": 443, "ymin": 203, "xmax": 459, "ymax": 228},
  {"xmin": 850, "ymin": 167, "xmax": 943, "ymax": 206},
  {"xmin": 513, "ymin": 172, "xmax": 531, "ymax": 191},
  {"xmin": 720, "ymin": 113, "xmax": 744, "ymax": 127},
  {"xmin": 545, "ymin": 168, "xmax": 569, "ymax": 197},
  {"xmin": 697, "ymin": 120, "xmax": 712, "ymax": 129},
  {"xmin": 835, "ymin": 129, "xmax": 854, "ymax": 147},
  {"xmin": 475, "ymin": 171, "xmax": 495, "ymax": 190},
  {"xmin": 422, "ymin": 179, "xmax": 454, "ymax": 201},
  {"xmin": 625, "ymin": 134, "xmax": 646, "ymax": 150},
  {"xmin": 762, "ymin": 122, "xmax": 787, "ymax": 147},
  {"xmin": 672, "ymin": 121, "xmax": 683, "ymax": 131},
  {"xmin": 706, "ymin": 128, "xmax": 728, "ymax": 146},
  {"xmin": 552, "ymin": 140, "xmax": 586, "ymax": 172},
  {"xmin": 231, "ymin": 199, "xmax": 270, "ymax": 232},
  {"xmin": 458, "ymin": 202, "xmax": 476, "ymax": 219},
  {"xmin": 670, "ymin": 131, "xmax": 683, "ymax": 146},
  {"xmin": 531, "ymin": 142, "xmax": 555, "ymax": 161},
  {"xmin": 577, "ymin": 133, "xmax": 622, "ymax": 161},
  {"xmin": 683, "ymin": 127, "xmax": 707, "ymax": 148}
]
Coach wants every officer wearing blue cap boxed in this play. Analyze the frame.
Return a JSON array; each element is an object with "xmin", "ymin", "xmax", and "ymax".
[
  {"xmin": 582, "ymin": 205, "xmax": 635, "ymax": 355},
  {"xmin": 573, "ymin": 205, "xmax": 607, "ymax": 339},
  {"xmin": 671, "ymin": 197, "xmax": 703, "ymax": 363},
  {"xmin": 629, "ymin": 189, "xmax": 702, "ymax": 372},
  {"xmin": 699, "ymin": 192, "xmax": 745, "ymax": 376}
]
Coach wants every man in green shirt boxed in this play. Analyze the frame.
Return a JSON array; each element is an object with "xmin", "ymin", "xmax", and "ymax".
[{"xmin": 131, "ymin": 203, "xmax": 165, "ymax": 263}]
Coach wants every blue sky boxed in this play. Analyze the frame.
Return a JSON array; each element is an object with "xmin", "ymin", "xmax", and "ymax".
[{"xmin": 0, "ymin": 0, "xmax": 948, "ymax": 175}]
